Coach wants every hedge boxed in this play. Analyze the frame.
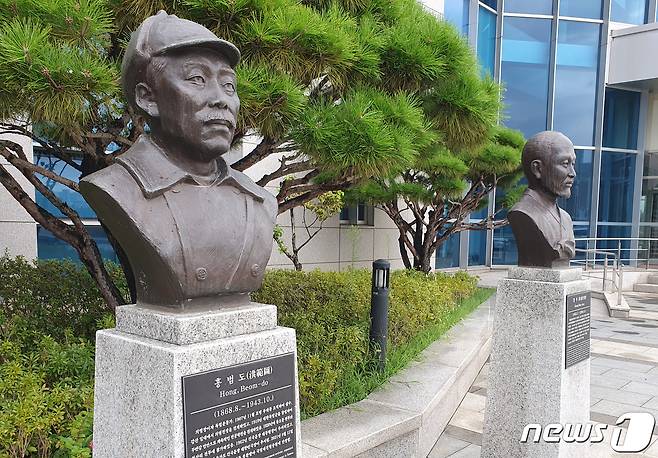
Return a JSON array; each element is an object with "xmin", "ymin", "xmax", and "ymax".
[{"xmin": 0, "ymin": 256, "xmax": 481, "ymax": 457}]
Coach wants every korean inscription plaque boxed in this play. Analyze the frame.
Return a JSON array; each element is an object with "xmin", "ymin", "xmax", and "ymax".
[
  {"xmin": 182, "ymin": 353, "xmax": 297, "ymax": 458},
  {"xmin": 564, "ymin": 292, "xmax": 591, "ymax": 369}
]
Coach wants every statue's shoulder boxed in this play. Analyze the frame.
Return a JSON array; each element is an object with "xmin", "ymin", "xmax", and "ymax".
[
  {"xmin": 79, "ymin": 162, "xmax": 135, "ymax": 198},
  {"xmin": 228, "ymin": 167, "xmax": 278, "ymax": 216},
  {"xmin": 509, "ymin": 193, "xmax": 535, "ymax": 216}
]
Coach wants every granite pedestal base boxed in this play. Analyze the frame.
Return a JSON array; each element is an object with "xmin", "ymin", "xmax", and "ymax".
[
  {"xmin": 93, "ymin": 302, "xmax": 301, "ymax": 458},
  {"xmin": 481, "ymin": 267, "xmax": 591, "ymax": 458}
]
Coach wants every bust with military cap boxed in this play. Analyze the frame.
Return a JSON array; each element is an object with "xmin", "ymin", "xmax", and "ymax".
[
  {"xmin": 80, "ymin": 11, "xmax": 278, "ymax": 309},
  {"xmin": 508, "ymin": 131, "xmax": 577, "ymax": 268}
]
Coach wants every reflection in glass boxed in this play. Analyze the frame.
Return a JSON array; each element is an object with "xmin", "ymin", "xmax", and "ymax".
[
  {"xmin": 468, "ymin": 229, "xmax": 487, "ymax": 266},
  {"xmin": 642, "ymin": 152, "xmax": 658, "ymax": 223},
  {"xmin": 640, "ymin": 226, "xmax": 658, "ymax": 266},
  {"xmin": 504, "ymin": 0, "xmax": 552, "ymax": 15},
  {"xmin": 445, "ymin": 0, "xmax": 470, "ymax": 35},
  {"xmin": 480, "ymin": 0, "xmax": 497, "ymax": 10},
  {"xmin": 611, "ymin": 0, "xmax": 648, "ymax": 24},
  {"xmin": 34, "ymin": 151, "xmax": 96, "ymax": 219},
  {"xmin": 558, "ymin": 150, "xmax": 594, "ymax": 222},
  {"xmin": 554, "ymin": 21, "xmax": 600, "ymax": 146},
  {"xmin": 603, "ymin": 88, "xmax": 641, "ymax": 150},
  {"xmin": 596, "ymin": 225, "xmax": 632, "ymax": 262},
  {"xmin": 559, "ymin": 0, "xmax": 603, "ymax": 19},
  {"xmin": 501, "ymin": 17, "xmax": 552, "ymax": 138},
  {"xmin": 598, "ymin": 152, "xmax": 636, "ymax": 223},
  {"xmin": 477, "ymin": 6, "xmax": 496, "ymax": 78},
  {"xmin": 38, "ymin": 225, "xmax": 119, "ymax": 262},
  {"xmin": 435, "ymin": 231, "xmax": 460, "ymax": 268},
  {"xmin": 641, "ymin": 178, "xmax": 658, "ymax": 223},
  {"xmin": 492, "ymin": 224, "xmax": 518, "ymax": 265}
]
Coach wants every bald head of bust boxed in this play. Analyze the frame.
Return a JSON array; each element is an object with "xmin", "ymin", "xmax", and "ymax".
[{"xmin": 522, "ymin": 131, "xmax": 577, "ymax": 199}]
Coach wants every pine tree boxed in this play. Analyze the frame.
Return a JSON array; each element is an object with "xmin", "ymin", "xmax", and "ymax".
[{"xmin": 0, "ymin": 0, "xmax": 505, "ymax": 307}]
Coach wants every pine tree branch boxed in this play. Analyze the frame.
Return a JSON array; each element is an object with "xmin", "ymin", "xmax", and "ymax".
[
  {"xmin": 0, "ymin": 141, "xmax": 80, "ymax": 191},
  {"xmin": 256, "ymin": 159, "xmax": 313, "ymax": 187},
  {"xmin": 232, "ymin": 137, "xmax": 277, "ymax": 172}
]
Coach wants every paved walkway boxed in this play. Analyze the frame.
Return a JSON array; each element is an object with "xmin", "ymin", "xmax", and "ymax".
[{"xmin": 429, "ymin": 269, "xmax": 658, "ymax": 458}]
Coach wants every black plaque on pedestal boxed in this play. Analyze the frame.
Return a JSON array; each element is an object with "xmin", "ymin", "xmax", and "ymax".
[
  {"xmin": 182, "ymin": 353, "xmax": 296, "ymax": 458},
  {"xmin": 564, "ymin": 292, "xmax": 591, "ymax": 369}
]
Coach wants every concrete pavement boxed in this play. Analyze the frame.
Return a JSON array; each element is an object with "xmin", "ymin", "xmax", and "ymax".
[{"xmin": 429, "ymin": 269, "xmax": 658, "ymax": 458}]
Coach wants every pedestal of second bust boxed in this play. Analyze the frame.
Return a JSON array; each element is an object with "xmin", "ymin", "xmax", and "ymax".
[
  {"xmin": 92, "ymin": 302, "xmax": 301, "ymax": 458},
  {"xmin": 481, "ymin": 267, "xmax": 591, "ymax": 458}
]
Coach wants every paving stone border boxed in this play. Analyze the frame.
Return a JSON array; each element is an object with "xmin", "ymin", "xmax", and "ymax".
[{"xmin": 300, "ymin": 295, "xmax": 495, "ymax": 457}]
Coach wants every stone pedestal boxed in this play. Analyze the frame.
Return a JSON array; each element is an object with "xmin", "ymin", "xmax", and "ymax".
[
  {"xmin": 93, "ymin": 302, "xmax": 301, "ymax": 458},
  {"xmin": 482, "ymin": 267, "xmax": 591, "ymax": 458}
]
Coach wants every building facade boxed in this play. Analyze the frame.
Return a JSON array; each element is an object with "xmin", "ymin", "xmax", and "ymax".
[{"xmin": 433, "ymin": 0, "xmax": 658, "ymax": 268}]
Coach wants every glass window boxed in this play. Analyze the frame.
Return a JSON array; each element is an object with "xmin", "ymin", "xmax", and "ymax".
[
  {"xmin": 596, "ymin": 224, "xmax": 632, "ymax": 261},
  {"xmin": 598, "ymin": 151, "xmax": 637, "ymax": 223},
  {"xmin": 34, "ymin": 151, "xmax": 97, "ymax": 219},
  {"xmin": 445, "ymin": 0, "xmax": 470, "ymax": 36},
  {"xmin": 468, "ymin": 229, "xmax": 487, "ymax": 266},
  {"xmin": 492, "ymin": 224, "xmax": 518, "ymax": 265},
  {"xmin": 639, "ymin": 226, "xmax": 658, "ymax": 265},
  {"xmin": 611, "ymin": 0, "xmax": 648, "ymax": 24},
  {"xmin": 559, "ymin": 0, "xmax": 603, "ymax": 19},
  {"xmin": 641, "ymin": 152, "xmax": 658, "ymax": 223},
  {"xmin": 37, "ymin": 225, "xmax": 119, "ymax": 262},
  {"xmin": 477, "ymin": 6, "xmax": 497, "ymax": 78},
  {"xmin": 572, "ymin": 223, "xmax": 590, "ymax": 261},
  {"xmin": 558, "ymin": 150, "xmax": 594, "ymax": 222},
  {"xmin": 504, "ymin": 0, "xmax": 552, "ymax": 15},
  {"xmin": 603, "ymin": 88, "xmax": 641, "ymax": 150},
  {"xmin": 480, "ymin": 0, "xmax": 497, "ymax": 10},
  {"xmin": 435, "ymin": 231, "xmax": 460, "ymax": 269},
  {"xmin": 553, "ymin": 21, "xmax": 601, "ymax": 146},
  {"xmin": 501, "ymin": 17, "xmax": 552, "ymax": 138}
]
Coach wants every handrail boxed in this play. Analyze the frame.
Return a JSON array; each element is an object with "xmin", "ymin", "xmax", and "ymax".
[{"xmin": 572, "ymin": 237, "xmax": 658, "ymax": 308}]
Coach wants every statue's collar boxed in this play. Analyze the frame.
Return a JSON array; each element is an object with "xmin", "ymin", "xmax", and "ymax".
[
  {"xmin": 525, "ymin": 187, "xmax": 559, "ymax": 210},
  {"xmin": 116, "ymin": 135, "xmax": 263, "ymax": 201}
]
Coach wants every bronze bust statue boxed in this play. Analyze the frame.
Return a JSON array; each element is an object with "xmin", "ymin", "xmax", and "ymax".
[
  {"xmin": 80, "ymin": 11, "xmax": 277, "ymax": 309},
  {"xmin": 508, "ymin": 131, "xmax": 577, "ymax": 268}
]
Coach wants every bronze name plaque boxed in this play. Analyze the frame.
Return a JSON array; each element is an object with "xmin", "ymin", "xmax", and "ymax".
[
  {"xmin": 565, "ymin": 292, "xmax": 591, "ymax": 369},
  {"xmin": 182, "ymin": 353, "xmax": 297, "ymax": 458}
]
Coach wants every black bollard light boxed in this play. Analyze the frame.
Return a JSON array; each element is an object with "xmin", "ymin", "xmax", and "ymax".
[{"xmin": 370, "ymin": 259, "xmax": 390, "ymax": 371}]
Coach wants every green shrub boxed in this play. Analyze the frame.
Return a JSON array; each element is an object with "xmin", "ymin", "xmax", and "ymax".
[
  {"xmin": 254, "ymin": 268, "xmax": 477, "ymax": 417},
  {"xmin": 0, "ymin": 312, "xmax": 94, "ymax": 457},
  {"xmin": 0, "ymin": 255, "xmax": 125, "ymax": 344},
  {"xmin": 0, "ymin": 257, "xmax": 481, "ymax": 452}
]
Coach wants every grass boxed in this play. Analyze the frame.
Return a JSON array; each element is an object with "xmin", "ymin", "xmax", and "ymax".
[{"xmin": 301, "ymin": 287, "xmax": 495, "ymax": 419}]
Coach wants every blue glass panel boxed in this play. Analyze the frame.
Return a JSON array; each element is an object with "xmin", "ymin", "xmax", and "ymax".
[
  {"xmin": 596, "ymin": 224, "xmax": 632, "ymax": 262},
  {"xmin": 477, "ymin": 6, "xmax": 496, "ymax": 78},
  {"xmin": 559, "ymin": 0, "xmax": 603, "ymax": 19},
  {"xmin": 34, "ymin": 151, "xmax": 96, "ymax": 219},
  {"xmin": 480, "ymin": 0, "xmax": 497, "ymax": 9},
  {"xmin": 445, "ymin": 0, "xmax": 470, "ymax": 35},
  {"xmin": 501, "ymin": 17, "xmax": 552, "ymax": 138},
  {"xmin": 471, "ymin": 201, "xmax": 488, "ymax": 220},
  {"xmin": 554, "ymin": 21, "xmax": 600, "ymax": 146},
  {"xmin": 435, "ymin": 231, "xmax": 460, "ymax": 269},
  {"xmin": 38, "ymin": 225, "xmax": 119, "ymax": 262},
  {"xmin": 611, "ymin": 0, "xmax": 648, "ymax": 24},
  {"xmin": 558, "ymin": 150, "xmax": 594, "ymax": 222},
  {"xmin": 598, "ymin": 152, "xmax": 637, "ymax": 223},
  {"xmin": 492, "ymin": 224, "xmax": 517, "ymax": 265},
  {"xmin": 572, "ymin": 224, "xmax": 590, "ymax": 261},
  {"xmin": 504, "ymin": 0, "xmax": 552, "ymax": 15},
  {"xmin": 468, "ymin": 230, "xmax": 487, "ymax": 266},
  {"xmin": 603, "ymin": 88, "xmax": 641, "ymax": 150}
]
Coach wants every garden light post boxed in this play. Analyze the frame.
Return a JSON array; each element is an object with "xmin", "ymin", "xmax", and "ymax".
[{"xmin": 370, "ymin": 259, "xmax": 390, "ymax": 371}]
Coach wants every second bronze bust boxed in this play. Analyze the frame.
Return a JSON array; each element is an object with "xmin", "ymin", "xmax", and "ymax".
[{"xmin": 508, "ymin": 131, "xmax": 577, "ymax": 268}]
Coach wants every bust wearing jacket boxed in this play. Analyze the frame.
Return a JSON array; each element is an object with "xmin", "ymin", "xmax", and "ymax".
[{"xmin": 80, "ymin": 11, "xmax": 277, "ymax": 308}]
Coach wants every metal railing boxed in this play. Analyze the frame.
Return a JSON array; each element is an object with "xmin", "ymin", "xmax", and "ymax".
[{"xmin": 572, "ymin": 237, "xmax": 658, "ymax": 307}]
